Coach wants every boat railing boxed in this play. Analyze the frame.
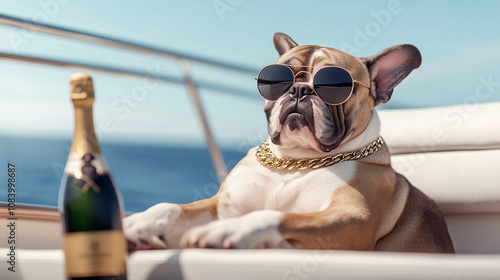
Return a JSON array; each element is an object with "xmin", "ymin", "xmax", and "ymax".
[{"xmin": 0, "ymin": 13, "xmax": 261, "ymax": 182}]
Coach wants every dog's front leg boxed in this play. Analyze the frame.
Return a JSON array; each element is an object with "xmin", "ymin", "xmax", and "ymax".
[
  {"xmin": 279, "ymin": 182, "xmax": 399, "ymax": 250},
  {"xmin": 280, "ymin": 184, "xmax": 383, "ymax": 250},
  {"xmin": 181, "ymin": 187, "xmax": 379, "ymax": 250},
  {"xmin": 180, "ymin": 207, "xmax": 376, "ymax": 250},
  {"xmin": 124, "ymin": 197, "xmax": 218, "ymax": 250},
  {"xmin": 279, "ymin": 207, "xmax": 377, "ymax": 250},
  {"xmin": 181, "ymin": 210, "xmax": 293, "ymax": 249}
]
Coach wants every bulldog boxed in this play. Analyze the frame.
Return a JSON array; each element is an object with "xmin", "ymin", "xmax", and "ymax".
[{"xmin": 124, "ymin": 33, "xmax": 455, "ymax": 253}]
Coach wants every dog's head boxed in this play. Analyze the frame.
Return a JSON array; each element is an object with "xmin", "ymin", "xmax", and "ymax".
[{"xmin": 263, "ymin": 33, "xmax": 421, "ymax": 153}]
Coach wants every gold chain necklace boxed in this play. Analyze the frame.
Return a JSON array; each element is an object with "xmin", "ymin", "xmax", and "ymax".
[{"xmin": 255, "ymin": 136, "xmax": 384, "ymax": 171}]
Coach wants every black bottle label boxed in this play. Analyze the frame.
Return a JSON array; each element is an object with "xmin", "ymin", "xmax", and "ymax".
[
  {"xmin": 73, "ymin": 153, "xmax": 104, "ymax": 193},
  {"xmin": 65, "ymin": 152, "xmax": 110, "ymax": 179}
]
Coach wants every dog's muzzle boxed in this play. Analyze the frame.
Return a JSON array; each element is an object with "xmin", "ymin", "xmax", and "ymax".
[
  {"xmin": 266, "ymin": 82, "xmax": 347, "ymax": 152},
  {"xmin": 277, "ymin": 84, "xmax": 317, "ymax": 131}
]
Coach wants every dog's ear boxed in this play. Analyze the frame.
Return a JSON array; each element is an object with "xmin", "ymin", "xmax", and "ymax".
[
  {"xmin": 364, "ymin": 44, "xmax": 421, "ymax": 104},
  {"xmin": 273, "ymin": 32, "xmax": 298, "ymax": 56}
]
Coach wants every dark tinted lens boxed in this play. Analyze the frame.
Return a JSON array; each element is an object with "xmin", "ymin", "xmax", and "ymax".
[
  {"xmin": 257, "ymin": 65, "xmax": 294, "ymax": 100},
  {"xmin": 313, "ymin": 67, "xmax": 353, "ymax": 105}
]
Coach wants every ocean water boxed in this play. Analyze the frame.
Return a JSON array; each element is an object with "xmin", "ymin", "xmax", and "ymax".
[{"xmin": 0, "ymin": 136, "xmax": 246, "ymax": 213}]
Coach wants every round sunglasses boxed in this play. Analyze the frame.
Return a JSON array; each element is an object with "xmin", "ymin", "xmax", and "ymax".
[{"xmin": 256, "ymin": 64, "xmax": 370, "ymax": 105}]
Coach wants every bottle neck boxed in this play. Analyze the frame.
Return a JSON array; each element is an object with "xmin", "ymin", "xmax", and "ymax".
[{"xmin": 70, "ymin": 103, "xmax": 101, "ymax": 157}]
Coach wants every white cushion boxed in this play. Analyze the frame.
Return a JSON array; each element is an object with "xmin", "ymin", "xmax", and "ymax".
[
  {"xmin": 379, "ymin": 102, "xmax": 500, "ymax": 154},
  {"xmin": 391, "ymin": 149, "xmax": 500, "ymax": 214},
  {"xmin": 376, "ymin": 102, "xmax": 500, "ymax": 214}
]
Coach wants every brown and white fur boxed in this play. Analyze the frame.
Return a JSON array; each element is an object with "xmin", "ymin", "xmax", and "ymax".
[{"xmin": 124, "ymin": 33, "xmax": 455, "ymax": 253}]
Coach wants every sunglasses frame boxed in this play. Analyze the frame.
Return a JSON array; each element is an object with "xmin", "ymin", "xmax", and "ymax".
[{"xmin": 256, "ymin": 64, "xmax": 370, "ymax": 105}]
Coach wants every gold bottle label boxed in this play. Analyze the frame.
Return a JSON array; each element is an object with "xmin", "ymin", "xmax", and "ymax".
[{"xmin": 63, "ymin": 230, "xmax": 127, "ymax": 277}]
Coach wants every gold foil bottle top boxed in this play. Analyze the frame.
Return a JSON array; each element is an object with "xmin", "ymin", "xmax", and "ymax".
[
  {"xmin": 68, "ymin": 72, "xmax": 102, "ymax": 158},
  {"xmin": 70, "ymin": 73, "xmax": 94, "ymax": 103}
]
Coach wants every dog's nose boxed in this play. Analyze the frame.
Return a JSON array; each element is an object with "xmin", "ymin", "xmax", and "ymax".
[{"xmin": 289, "ymin": 84, "xmax": 314, "ymax": 100}]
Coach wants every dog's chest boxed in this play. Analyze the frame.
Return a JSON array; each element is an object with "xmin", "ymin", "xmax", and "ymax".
[{"xmin": 218, "ymin": 160, "xmax": 357, "ymax": 218}]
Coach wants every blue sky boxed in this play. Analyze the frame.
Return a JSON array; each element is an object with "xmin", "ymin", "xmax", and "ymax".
[{"xmin": 1, "ymin": 0, "xmax": 499, "ymax": 148}]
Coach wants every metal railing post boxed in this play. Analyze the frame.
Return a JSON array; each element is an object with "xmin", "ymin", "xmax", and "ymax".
[{"xmin": 179, "ymin": 60, "xmax": 228, "ymax": 182}]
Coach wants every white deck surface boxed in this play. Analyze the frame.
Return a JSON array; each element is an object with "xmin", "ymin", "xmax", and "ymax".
[{"xmin": 1, "ymin": 249, "xmax": 499, "ymax": 280}]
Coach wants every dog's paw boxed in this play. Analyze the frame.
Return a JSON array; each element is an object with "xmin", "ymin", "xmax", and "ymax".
[
  {"xmin": 124, "ymin": 203, "xmax": 182, "ymax": 251},
  {"xmin": 180, "ymin": 210, "xmax": 290, "ymax": 249}
]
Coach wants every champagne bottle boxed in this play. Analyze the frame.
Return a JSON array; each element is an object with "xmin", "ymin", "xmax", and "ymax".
[{"xmin": 59, "ymin": 73, "xmax": 127, "ymax": 280}]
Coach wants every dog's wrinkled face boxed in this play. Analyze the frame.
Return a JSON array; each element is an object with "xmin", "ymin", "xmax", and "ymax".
[
  {"xmin": 264, "ymin": 45, "xmax": 372, "ymax": 152},
  {"xmin": 264, "ymin": 33, "xmax": 422, "ymax": 153}
]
